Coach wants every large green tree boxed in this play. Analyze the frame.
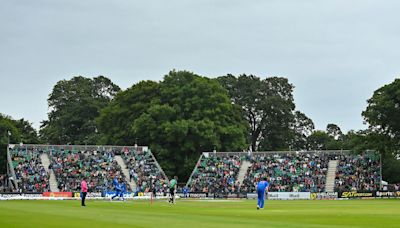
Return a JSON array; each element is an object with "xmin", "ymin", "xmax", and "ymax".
[
  {"xmin": 362, "ymin": 78, "xmax": 400, "ymax": 139},
  {"xmin": 135, "ymin": 71, "xmax": 247, "ymax": 179},
  {"xmin": 361, "ymin": 78, "xmax": 400, "ymax": 183},
  {"xmin": 340, "ymin": 130, "xmax": 369, "ymax": 151},
  {"xmin": 290, "ymin": 111, "xmax": 315, "ymax": 150},
  {"xmin": 40, "ymin": 76, "xmax": 120, "ymax": 144},
  {"xmin": 217, "ymin": 74, "xmax": 298, "ymax": 151},
  {"xmin": 326, "ymin": 123, "xmax": 343, "ymax": 140},
  {"xmin": 306, "ymin": 130, "xmax": 333, "ymax": 150},
  {"xmin": 306, "ymin": 124, "xmax": 345, "ymax": 150},
  {"xmin": 0, "ymin": 114, "xmax": 40, "ymax": 145},
  {"xmin": 98, "ymin": 70, "xmax": 248, "ymax": 180},
  {"xmin": 96, "ymin": 80, "xmax": 160, "ymax": 145}
]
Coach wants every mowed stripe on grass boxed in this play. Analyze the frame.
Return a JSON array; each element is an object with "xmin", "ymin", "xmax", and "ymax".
[{"xmin": 0, "ymin": 199, "xmax": 399, "ymax": 228}]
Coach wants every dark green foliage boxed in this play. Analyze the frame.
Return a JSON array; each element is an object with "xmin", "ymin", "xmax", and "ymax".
[
  {"xmin": 97, "ymin": 71, "xmax": 248, "ymax": 180},
  {"xmin": 306, "ymin": 130, "xmax": 334, "ymax": 150},
  {"xmin": 382, "ymin": 155, "xmax": 400, "ymax": 183},
  {"xmin": 40, "ymin": 76, "xmax": 120, "ymax": 144},
  {"xmin": 326, "ymin": 124, "xmax": 343, "ymax": 140},
  {"xmin": 217, "ymin": 74, "xmax": 308, "ymax": 151},
  {"xmin": 340, "ymin": 130, "xmax": 369, "ymax": 152},
  {"xmin": 290, "ymin": 111, "xmax": 315, "ymax": 150},
  {"xmin": 0, "ymin": 114, "xmax": 40, "ymax": 145},
  {"xmin": 134, "ymin": 71, "xmax": 248, "ymax": 179},
  {"xmin": 96, "ymin": 80, "xmax": 160, "ymax": 145},
  {"xmin": 361, "ymin": 78, "xmax": 400, "ymax": 183},
  {"xmin": 362, "ymin": 79, "xmax": 400, "ymax": 138}
]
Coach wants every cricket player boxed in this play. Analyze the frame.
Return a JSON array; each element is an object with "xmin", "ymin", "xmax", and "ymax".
[
  {"xmin": 168, "ymin": 176, "xmax": 178, "ymax": 204},
  {"xmin": 81, "ymin": 177, "xmax": 88, "ymax": 207},
  {"xmin": 257, "ymin": 176, "xmax": 269, "ymax": 210},
  {"xmin": 111, "ymin": 176, "xmax": 121, "ymax": 200},
  {"xmin": 119, "ymin": 180, "xmax": 126, "ymax": 201}
]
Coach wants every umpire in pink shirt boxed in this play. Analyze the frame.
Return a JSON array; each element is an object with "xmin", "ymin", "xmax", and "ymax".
[{"xmin": 81, "ymin": 177, "xmax": 88, "ymax": 207}]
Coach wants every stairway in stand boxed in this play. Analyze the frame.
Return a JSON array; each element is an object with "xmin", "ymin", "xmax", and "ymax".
[
  {"xmin": 325, "ymin": 160, "xmax": 339, "ymax": 192},
  {"xmin": 237, "ymin": 160, "xmax": 252, "ymax": 185},
  {"xmin": 115, "ymin": 155, "xmax": 137, "ymax": 191},
  {"xmin": 40, "ymin": 153, "xmax": 60, "ymax": 192}
]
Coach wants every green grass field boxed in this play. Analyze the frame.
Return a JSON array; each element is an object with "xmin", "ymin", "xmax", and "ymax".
[{"xmin": 0, "ymin": 199, "xmax": 399, "ymax": 228}]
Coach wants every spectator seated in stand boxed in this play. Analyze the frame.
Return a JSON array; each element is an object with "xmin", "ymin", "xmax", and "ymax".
[
  {"xmin": 50, "ymin": 148, "xmax": 130, "ymax": 192},
  {"xmin": 10, "ymin": 147, "xmax": 49, "ymax": 193},
  {"xmin": 187, "ymin": 154, "xmax": 241, "ymax": 194},
  {"xmin": 8, "ymin": 145, "xmax": 169, "ymax": 194},
  {"xmin": 241, "ymin": 152, "xmax": 329, "ymax": 193},
  {"xmin": 334, "ymin": 153, "xmax": 381, "ymax": 192},
  {"xmin": 121, "ymin": 147, "xmax": 168, "ymax": 195}
]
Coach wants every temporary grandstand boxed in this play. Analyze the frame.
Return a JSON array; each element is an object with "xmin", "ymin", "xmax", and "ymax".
[
  {"xmin": 185, "ymin": 150, "xmax": 382, "ymax": 194},
  {"xmin": 6, "ymin": 144, "xmax": 382, "ymax": 196},
  {"xmin": 6, "ymin": 144, "xmax": 169, "ymax": 194}
]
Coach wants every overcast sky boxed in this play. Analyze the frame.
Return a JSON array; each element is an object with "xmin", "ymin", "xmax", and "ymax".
[{"xmin": 0, "ymin": 0, "xmax": 399, "ymax": 132}]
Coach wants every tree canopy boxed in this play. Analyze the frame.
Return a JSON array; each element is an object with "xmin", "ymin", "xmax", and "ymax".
[
  {"xmin": 96, "ymin": 80, "xmax": 160, "ymax": 145},
  {"xmin": 217, "ymin": 74, "xmax": 311, "ymax": 151},
  {"xmin": 363, "ymin": 78, "xmax": 400, "ymax": 140},
  {"xmin": 0, "ymin": 114, "xmax": 40, "ymax": 145},
  {"xmin": 362, "ymin": 78, "xmax": 400, "ymax": 183},
  {"xmin": 40, "ymin": 76, "xmax": 120, "ymax": 144},
  {"xmin": 97, "ymin": 70, "xmax": 248, "ymax": 179},
  {"xmin": 290, "ymin": 111, "xmax": 315, "ymax": 150}
]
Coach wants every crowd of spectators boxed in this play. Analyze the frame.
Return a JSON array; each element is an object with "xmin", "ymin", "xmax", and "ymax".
[
  {"xmin": 334, "ymin": 153, "xmax": 381, "ymax": 192},
  {"xmin": 10, "ymin": 148, "xmax": 49, "ymax": 193},
  {"xmin": 8, "ymin": 145, "xmax": 169, "ymax": 194},
  {"xmin": 50, "ymin": 149, "xmax": 130, "ymax": 192},
  {"xmin": 187, "ymin": 152, "xmax": 382, "ymax": 193},
  {"xmin": 121, "ymin": 147, "xmax": 169, "ymax": 194},
  {"xmin": 241, "ymin": 152, "xmax": 330, "ymax": 193},
  {"xmin": 187, "ymin": 154, "xmax": 241, "ymax": 193},
  {"xmin": 6, "ymin": 144, "xmax": 384, "ymax": 194}
]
